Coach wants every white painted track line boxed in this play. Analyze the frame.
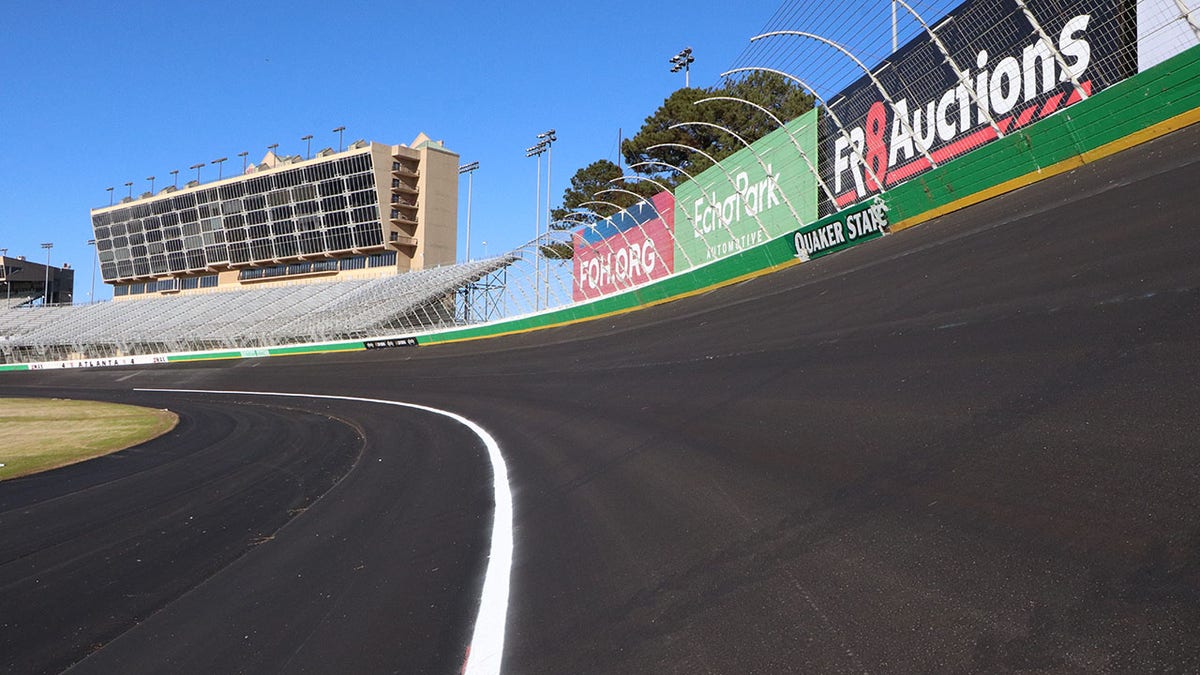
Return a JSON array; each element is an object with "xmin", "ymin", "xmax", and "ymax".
[{"xmin": 135, "ymin": 388, "xmax": 512, "ymax": 675}]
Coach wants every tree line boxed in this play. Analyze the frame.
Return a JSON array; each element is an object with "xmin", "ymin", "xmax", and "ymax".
[{"xmin": 547, "ymin": 70, "xmax": 815, "ymax": 257}]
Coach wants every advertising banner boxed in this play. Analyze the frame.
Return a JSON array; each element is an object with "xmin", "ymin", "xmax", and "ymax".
[
  {"xmin": 673, "ymin": 109, "xmax": 820, "ymax": 268},
  {"xmin": 573, "ymin": 191, "xmax": 676, "ymax": 301},
  {"xmin": 792, "ymin": 197, "xmax": 890, "ymax": 261},
  {"xmin": 818, "ymin": 0, "xmax": 1137, "ymax": 215}
]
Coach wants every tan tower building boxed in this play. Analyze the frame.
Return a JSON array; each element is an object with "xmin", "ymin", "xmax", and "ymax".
[{"xmin": 89, "ymin": 133, "xmax": 459, "ymax": 299}]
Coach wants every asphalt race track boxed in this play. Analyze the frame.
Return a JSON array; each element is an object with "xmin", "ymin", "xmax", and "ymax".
[{"xmin": 3, "ymin": 122, "xmax": 1200, "ymax": 673}]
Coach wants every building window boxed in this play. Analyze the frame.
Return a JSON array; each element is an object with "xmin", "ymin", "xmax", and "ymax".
[{"xmin": 368, "ymin": 251, "xmax": 396, "ymax": 267}]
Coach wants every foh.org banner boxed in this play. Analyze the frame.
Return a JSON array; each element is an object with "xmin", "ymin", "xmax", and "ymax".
[
  {"xmin": 572, "ymin": 191, "xmax": 676, "ymax": 302},
  {"xmin": 818, "ymin": 0, "xmax": 1137, "ymax": 215}
]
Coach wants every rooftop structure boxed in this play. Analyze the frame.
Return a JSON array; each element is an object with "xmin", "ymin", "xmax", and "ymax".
[
  {"xmin": 89, "ymin": 134, "xmax": 459, "ymax": 299},
  {"xmin": 0, "ymin": 254, "xmax": 74, "ymax": 307}
]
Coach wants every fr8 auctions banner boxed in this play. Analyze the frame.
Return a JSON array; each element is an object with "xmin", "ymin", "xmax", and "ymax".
[
  {"xmin": 572, "ymin": 191, "xmax": 675, "ymax": 302},
  {"xmin": 818, "ymin": 0, "xmax": 1136, "ymax": 215}
]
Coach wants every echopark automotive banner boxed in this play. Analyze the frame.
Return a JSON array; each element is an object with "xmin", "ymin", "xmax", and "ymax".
[{"xmin": 818, "ymin": 0, "xmax": 1136, "ymax": 215}]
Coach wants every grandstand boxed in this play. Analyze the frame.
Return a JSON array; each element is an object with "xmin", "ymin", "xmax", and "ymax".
[{"xmin": 0, "ymin": 256, "xmax": 513, "ymax": 363}]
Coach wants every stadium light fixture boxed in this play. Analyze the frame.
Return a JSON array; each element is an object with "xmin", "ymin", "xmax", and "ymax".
[
  {"xmin": 266, "ymin": 144, "xmax": 279, "ymax": 167},
  {"xmin": 170, "ymin": 169, "xmax": 179, "ymax": 188},
  {"xmin": 124, "ymin": 181, "xmax": 134, "ymax": 199},
  {"xmin": 146, "ymin": 175, "xmax": 156, "ymax": 194},
  {"xmin": 106, "ymin": 186, "xmax": 114, "ymax": 206},
  {"xmin": 238, "ymin": 151, "xmax": 249, "ymax": 173},
  {"xmin": 669, "ymin": 47, "xmax": 694, "ymax": 87},
  {"xmin": 190, "ymin": 163, "xmax": 205, "ymax": 183},
  {"xmin": 302, "ymin": 134, "xmax": 314, "ymax": 159},
  {"xmin": 212, "ymin": 157, "xmax": 228, "ymax": 180},
  {"xmin": 40, "ymin": 242, "xmax": 52, "ymax": 307},
  {"xmin": 458, "ymin": 161, "xmax": 480, "ymax": 261},
  {"xmin": 333, "ymin": 126, "xmax": 346, "ymax": 152}
]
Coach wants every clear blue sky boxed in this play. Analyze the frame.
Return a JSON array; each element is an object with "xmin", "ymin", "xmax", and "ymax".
[{"xmin": 0, "ymin": 0, "xmax": 796, "ymax": 302}]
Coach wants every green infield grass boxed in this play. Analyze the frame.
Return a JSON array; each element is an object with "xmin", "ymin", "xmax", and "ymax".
[{"xmin": 0, "ymin": 398, "xmax": 178, "ymax": 480}]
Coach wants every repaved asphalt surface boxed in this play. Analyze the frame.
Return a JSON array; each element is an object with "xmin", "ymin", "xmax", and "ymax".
[{"xmin": 2, "ymin": 122, "xmax": 1199, "ymax": 673}]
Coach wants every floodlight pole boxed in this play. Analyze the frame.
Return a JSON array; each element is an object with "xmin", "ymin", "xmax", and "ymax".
[
  {"xmin": 87, "ymin": 239, "xmax": 97, "ymax": 304},
  {"xmin": 458, "ymin": 161, "xmax": 480, "ymax": 261},
  {"xmin": 1, "ymin": 247, "xmax": 8, "ymax": 305},
  {"xmin": 333, "ymin": 126, "xmax": 346, "ymax": 152},
  {"xmin": 537, "ymin": 129, "xmax": 557, "ymax": 309},
  {"xmin": 147, "ymin": 175, "xmax": 156, "ymax": 194},
  {"xmin": 213, "ymin": 157, "xmax": 228, "ymax": 180},
  {"xmin": 190, "ymin": 163, "xmax": 205, "ymax": 183},
  {"xmin": 302, "ymin": 134, "xmax": 314, "ymax": 160},
  {"xmin": 41, "ymin": 242, "xmax": 52, "ymax": 307},
  {"xmin": 106, "ymin": 186, "xmax": 114, "ymax": 206},
  {"xmin": 124, "ymin": 182, "xmax": 133, "ymax": 199},
  {"xmin": 238, "ymin": 151, "xmax": 249, "ymax": 173},
  {"xmin": 458, "ymin": 160, "xmax": 480, "ymax": 322},
  {"xmin": 170, "ymin": 170, "xmax": 179, "ymax": 188},
  {"xmin": 526, "ymin": 140, "xmax": 548, "ymax": 310}
]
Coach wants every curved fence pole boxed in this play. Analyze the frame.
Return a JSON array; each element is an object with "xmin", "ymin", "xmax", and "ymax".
[
  {"xmin": 1014, "ymin": 0, "xmax": 1089, "ymax": 101},
  {"xmin": 669, "ymin": 120, "xmax": 809, "ymax": 234},
  {"xmin": 694, "ymin": 95, "xmax": 837, "ymax": 205},
  {"xmin": 721, "ymin": 66, "xmax": 882, "ymax": 197},
  {"xmin": 892, "ymin": 0, "xmax": 1004, "ymax": 137},
  {"xmin": 628, "ymin": 159, "xmax": 738, "ymax": 261},
  {"xmin": 608, "ymin": 174, "xmax": 717, "ymax": 263},
  {"xmin": 578, "ymin": 199, "xmax": 650, "ymax": 253},
  {"xmin": 571, "ymin": 220, "xmax": 619, "ymax": 303},
  {"xmin": 578, "ymin": 199, "xmax": 657, "ymax": 297},
  {"xmin": 751, "ymin": 30, "xmax": 939, "ymax": 169},
  {"xmin": 595, "ymin": 186, "xmax": 697, "ymax": 270},
  {"xmin": 578, "ymin": 198, "xmax": 650, "ymax": 264},
  {"xmin": 647, "ymin": 142, "xmax": 772, "ymax": 241}
]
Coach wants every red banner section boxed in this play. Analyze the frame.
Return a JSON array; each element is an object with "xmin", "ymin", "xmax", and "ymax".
[{"xmin": 573, "ymin": 191, "xmax": 675, "ymax": 301}]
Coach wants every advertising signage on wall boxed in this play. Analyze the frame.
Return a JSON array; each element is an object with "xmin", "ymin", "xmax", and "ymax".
[
  {"xmin": 818, "ymin": 0, "xmax": 1137, "ymax": 215},
  {"xmin": 673, "ymin": 109, "xmax": 820, "ymax": 268},
  {"xmin": 573, "ymin": 191, "xmax": 676, "ymax": 301},
  {"xmin": 792, "ymin": 197, "xmax": 890, "ymax": 260}
]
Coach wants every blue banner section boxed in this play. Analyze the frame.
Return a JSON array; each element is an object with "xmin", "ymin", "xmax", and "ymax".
[{"xmin": 576, "ymin": 199, "xmax": 664, "ymax": 245}]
